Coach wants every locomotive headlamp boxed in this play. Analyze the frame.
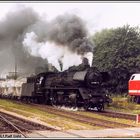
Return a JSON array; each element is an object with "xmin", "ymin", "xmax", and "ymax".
[
  {"xmin": 91, "ymin": 82, "xmax": 99, "ymax": 84},
  {"xmin": 105, "ymin": 94, "xmax": 110, "ymax": 97}
]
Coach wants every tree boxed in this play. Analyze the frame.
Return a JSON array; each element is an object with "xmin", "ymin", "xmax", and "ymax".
[{"xmin": 92, "ymin": 25, "xmax": 140, "ymax": 94}]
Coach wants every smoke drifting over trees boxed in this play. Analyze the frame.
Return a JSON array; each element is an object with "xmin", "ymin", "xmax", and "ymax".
[
  {"xmin": 0, "ymin": 6, "xmax": 94, "ymax": 77},
  {"xmin": 46, "ymin": 14, "xmax": 93, "ymax": 54}
]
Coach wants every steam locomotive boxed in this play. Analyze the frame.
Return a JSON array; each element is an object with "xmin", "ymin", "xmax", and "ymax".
[
  {"xmin": 17, "ymin": 65, "xmax": 111, "ymax": 111},
  {"xmin": 0, "ymin": 59, "xmax": 112, "ymax": 111}
]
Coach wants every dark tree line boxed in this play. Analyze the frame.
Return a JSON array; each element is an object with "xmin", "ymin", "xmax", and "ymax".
[{"xmin": 92, "ymin": 25, "xmax": 140, "ymax": 94}]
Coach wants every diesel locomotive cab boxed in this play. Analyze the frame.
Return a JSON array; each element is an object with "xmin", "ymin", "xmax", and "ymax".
[{"xmin": 129, "ymin": 73, "xmax": 140, "ymax": 103}]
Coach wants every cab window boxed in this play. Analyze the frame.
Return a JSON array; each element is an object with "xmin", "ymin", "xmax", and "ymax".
[{"xmin": 131, "ymin": 76, "xmax": 135, "ymax": 80}]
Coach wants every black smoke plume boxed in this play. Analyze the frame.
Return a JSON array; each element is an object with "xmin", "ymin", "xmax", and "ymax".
[
  {"xmin": 0, "ymin": 6, "xmax": 94, "ymax": 77},
  {"xmin": 47, "ymin": 14, "xmax": 93, "ymax": 55}
]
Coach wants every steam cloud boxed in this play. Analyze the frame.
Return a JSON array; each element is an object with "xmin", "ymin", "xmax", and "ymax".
[
  {"xmin": 0, "ymin": 5, "xmax": 94, "ymax": 77},
  {"xmin": 23, "ymin": 13, "xmax": 94, "ymax": 71}
]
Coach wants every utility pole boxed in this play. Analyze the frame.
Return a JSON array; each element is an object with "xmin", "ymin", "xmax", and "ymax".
[
  {"xmin": 13, "ymin": 56, "xmax": 17, "ymax": 97},
  {"xmin": 14, "ymin": 56, "xmax": 17, "ymax": 80},
  {"xmin": 58, "ymin": 59, "xmax": 63, "ymax": 71}
]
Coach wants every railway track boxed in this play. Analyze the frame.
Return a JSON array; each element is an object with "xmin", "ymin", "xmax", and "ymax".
[
  {"xmin": 0, "ymin": 112, "xmax": 27, "ymax": 137},
  {"xmin": 29, "ymin": 103, "xmax": 136, "ymax": 129},
  {"xmin": 10, "ymin": 99, "xmax": 136, "ymax": 121},
  {"xmin": 0, "ymin": 111, "xmax": 55, "ymax": 138},
  {"xmin": 0, "ymin": 99, "xmax": 137, "ymax": 129},
  {"xmin": 0, "ymin": 109, "xmax": 87, "ymax": 138},
  {"xmin": 14, "ymin": 99, "xmax": 137, "ymax": 121},
  {"xmin": 93, "ymin": 110, "xmax": 136, "ymax": 121}
]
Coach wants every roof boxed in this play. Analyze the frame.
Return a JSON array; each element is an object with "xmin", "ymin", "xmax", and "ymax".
[{"xmin": 130, "ymin": 74, "xmax": 140, "ymax": 80}]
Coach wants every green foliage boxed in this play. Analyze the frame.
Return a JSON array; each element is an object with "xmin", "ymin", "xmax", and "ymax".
[
  {"xmin": 92, "ymin": 25, "xmax": 140, "ymax": 94},
  {"xmin": 111, "ymin": 96, "xmax": 134, "ymax": 110},
  {"xmin": 110, "ymin": 95, "xmax": 140, "ymax": 113}
]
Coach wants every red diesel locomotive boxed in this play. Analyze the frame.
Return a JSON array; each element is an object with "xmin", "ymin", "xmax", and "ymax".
[{"xmin": 129, "ymin": 74, "xmax": 140, "ymax": 103}]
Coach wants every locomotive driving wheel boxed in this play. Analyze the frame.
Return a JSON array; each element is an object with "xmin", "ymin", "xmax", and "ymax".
[
  {"xmin": 84, "ymin": 100, "xmax": 90, "ymax": 111},
  {"xmin": 50, "ymin": 93, "xmax": 58, "ymax": 106},
  {"xmin": 69, "ymin": 92, "xmax": 77, "ymax": 108},
  {"xmin": 97, "ymin": 103, "xmax": 104, "ymax": 112}
]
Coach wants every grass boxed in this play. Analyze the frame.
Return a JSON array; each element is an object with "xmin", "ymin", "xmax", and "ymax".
[
  {"xmin": 0, "ymin": 96, "xmax": 140, "ymax": 130},
  {"xmin": 106, "ymin": 94, "xmax": 140, "ymax": 114}
]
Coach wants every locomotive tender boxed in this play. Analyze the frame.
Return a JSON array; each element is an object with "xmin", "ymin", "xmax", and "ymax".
[{"xmin": 20, "ymin": 66, "xmax": 111, "ymax": 111}]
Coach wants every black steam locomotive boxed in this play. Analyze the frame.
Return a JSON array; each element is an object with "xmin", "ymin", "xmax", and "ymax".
[{"xmin": 20, "ymin": 65, "xmax": 112, "ymax": 111}]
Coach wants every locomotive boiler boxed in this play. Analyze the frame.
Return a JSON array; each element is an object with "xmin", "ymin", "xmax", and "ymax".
[{"xmin": 20, "ymin": 66, "xmax": 112, "ymax": 111}]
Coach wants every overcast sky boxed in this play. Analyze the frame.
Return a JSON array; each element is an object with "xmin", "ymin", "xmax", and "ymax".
[
  {"xmin": 0, "ymin": 1, "xmax": 140, "ymax": 77},
  {"xmin": 0, "ymin": 2, "xmax": 140, "ymax": 35}
]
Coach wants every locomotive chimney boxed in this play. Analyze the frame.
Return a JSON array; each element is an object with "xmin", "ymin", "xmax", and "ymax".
[
  {"xmin": 58, "ymin": 59, "xmax": 63, "ymax": 71},
  {"xmin": 82, "ymin": 57, "xmax": 90, "ymax": 67}
]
